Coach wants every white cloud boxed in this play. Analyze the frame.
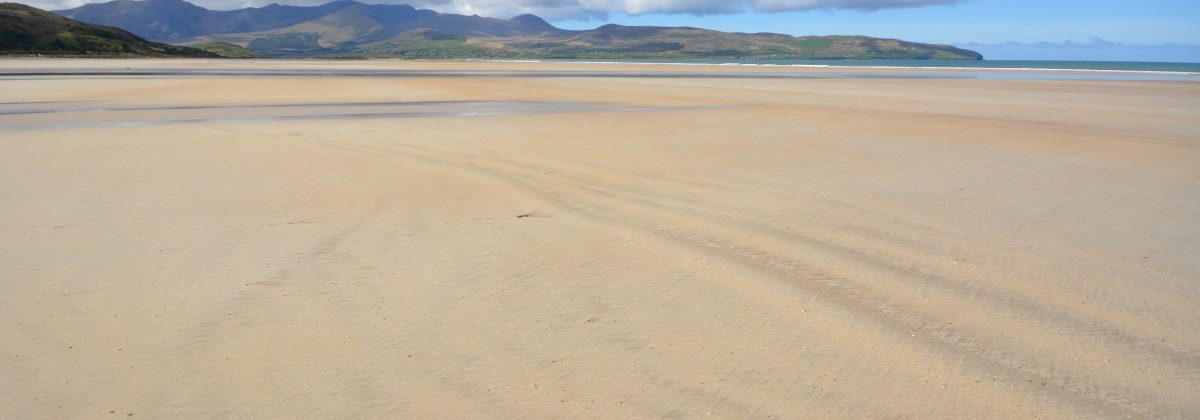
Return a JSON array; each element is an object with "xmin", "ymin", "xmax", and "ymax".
[{"xmin": 41, "ymin": 0, "xmax": 964, "ymax": 20}]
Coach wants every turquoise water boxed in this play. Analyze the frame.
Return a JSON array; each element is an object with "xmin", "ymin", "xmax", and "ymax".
[{"xmin": 543, "ymin": 59, "xmax": 1200, "ymax": 74}]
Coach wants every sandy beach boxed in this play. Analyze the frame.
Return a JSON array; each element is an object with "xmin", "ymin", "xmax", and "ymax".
[{"xmin": 1, "ymin": 58, "xmax": 1198, "ymax": 418}]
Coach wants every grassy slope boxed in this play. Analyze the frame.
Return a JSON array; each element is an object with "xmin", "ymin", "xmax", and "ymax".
[
  {"xmin": 263, "ymin": 31, "xmax": 981, "ymax": 60},
  {"xmin": 191, "ymin": 41, "xmax": 257, "ymax": 57},
  {"xmin": 0, "ymin": 2, "xmax": 213, "ymax": 56},
  {"xmin": 521, "ymin": 28, "xmax": 982, "ymax": 60},
  {"xmin": 237, "ymin": 28, "xmax": 981, "ymax": 60},
  {"xmin": 353, "ymin": 29, "xmax": 508, "ymax": 59}
]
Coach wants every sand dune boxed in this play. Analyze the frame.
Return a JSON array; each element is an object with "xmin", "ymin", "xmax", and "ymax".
[{"xmin": 1, "ymin": 59, "xmax": 1198, "ymax": 418}]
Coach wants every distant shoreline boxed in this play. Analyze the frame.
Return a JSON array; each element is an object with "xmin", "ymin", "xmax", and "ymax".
[
  {"xmin": 4, "ymin": 55, "xmax": 1197, "ymax": 76},
  {"xmin": 490, "ymin": 58, "xmax": 1200, "ymax": 75},
  {"xmin": 3, "ymin": 58, "xmax": 1198, "ymax": 81}
]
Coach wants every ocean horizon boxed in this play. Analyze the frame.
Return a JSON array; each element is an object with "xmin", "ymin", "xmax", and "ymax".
[{"xmin": 533, "ymin": 59, "xmax": 1200, "ymax": 74}]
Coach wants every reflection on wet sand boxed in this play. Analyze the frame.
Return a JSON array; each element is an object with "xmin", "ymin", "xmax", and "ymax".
[{"xmin": 0, "ymin": 100, "xmax": 709, "ymax": 131}]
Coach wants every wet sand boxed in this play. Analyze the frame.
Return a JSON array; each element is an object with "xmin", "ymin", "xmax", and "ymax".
[{"xmin": 1, "ymin": 58, "xmax": 1198, "ymax": 418}]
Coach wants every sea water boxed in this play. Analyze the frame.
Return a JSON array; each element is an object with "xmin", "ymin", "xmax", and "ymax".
[
  {"xmin": 542, "ymin": 59, "xmax": 1200, "ymax": 74},
  {"xmin": 6, "ymin": 60, "xmax": 1200, "ymax": 82}
]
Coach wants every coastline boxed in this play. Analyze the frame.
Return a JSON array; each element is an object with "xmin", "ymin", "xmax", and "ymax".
[
  {"xmin": 3, "ymin": 57, "xmax": 1200, "ymax": 82},
  {"xmin": 479, "ymin": 58, "xmax": 1200, "ymax": 76},
  {"xmin": 4, "ymin": 56, "xmax": 1200, "ymax": 77}
]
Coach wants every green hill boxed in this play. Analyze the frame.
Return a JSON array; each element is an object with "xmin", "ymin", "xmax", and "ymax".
[
  {"xmin": 0, "ymin": 2, "xmax": 214, "ymax": 57},
  {"xmin": 55, "ymin": 0, "xmax": 983, "ymax": 60}
]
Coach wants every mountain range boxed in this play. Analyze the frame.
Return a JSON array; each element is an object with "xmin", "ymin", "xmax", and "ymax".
[
  {"xmin": 52, "ymin": 0, "xmax": 983, "ymax": 60},
  {"xmin": 0, "ymin": 2, "xmax": 213, "ymax": 56}
]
